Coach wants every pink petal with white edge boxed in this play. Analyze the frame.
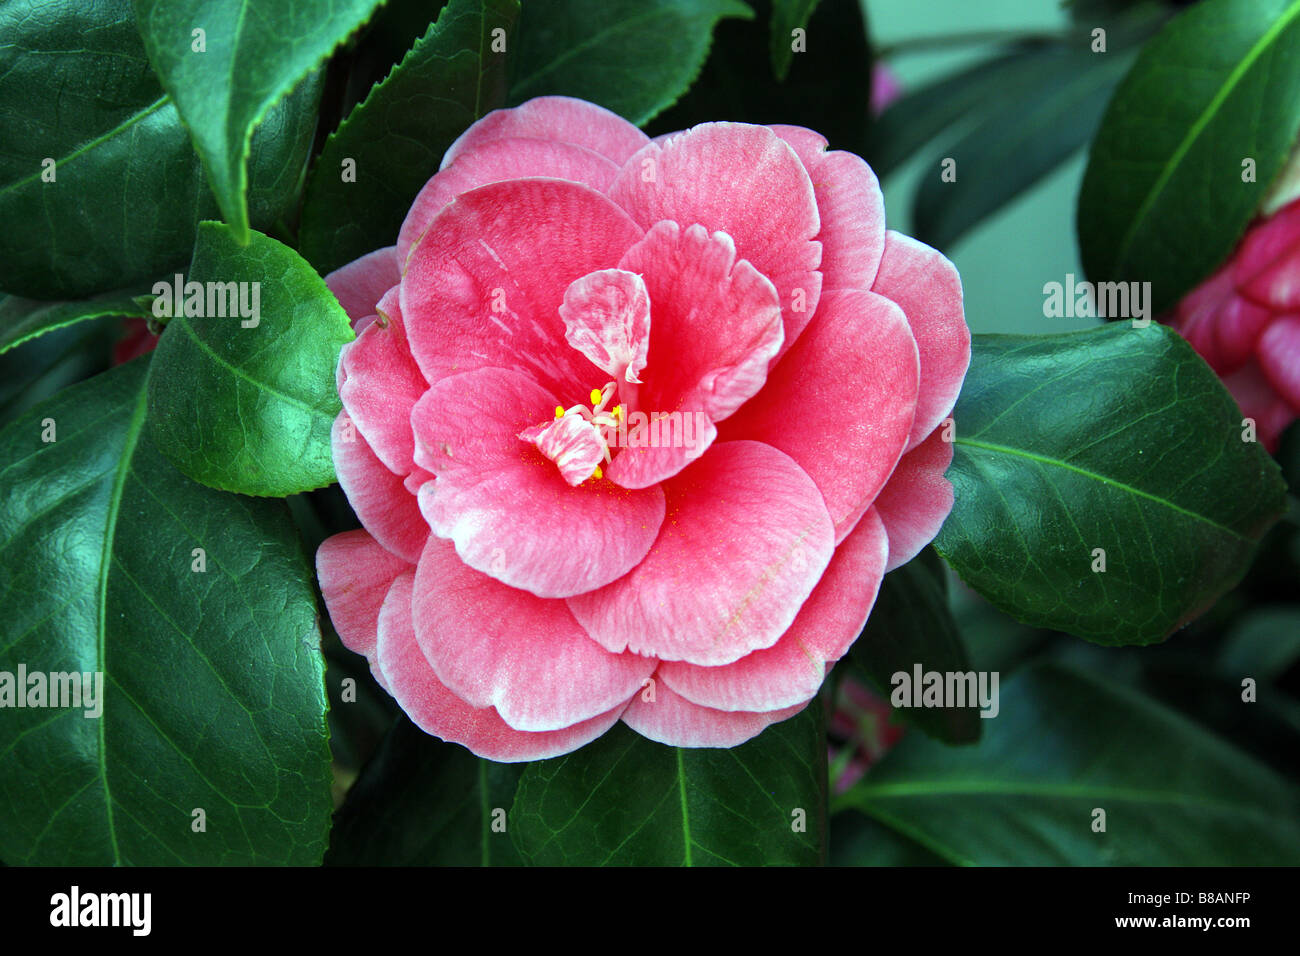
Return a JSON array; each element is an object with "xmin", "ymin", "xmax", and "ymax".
[
  {"xmin": 567, "ymin": 440, "xmax": 835, "ymax": 666},
  {"xmin": 1234, "ymin": 198, "xmax": 1300, "ymax": 311},
  {"xmin": 338, "ymin": 294, "xmax": 428, "ymax": 474},
  {"xmin": 622, "ymin": 677, "xmax": 808, "ymax": 748},
  {"xmin": 659, "ymin": 508, "xmax": 888, "ymax": 712},
  {"xmin": 332, "ymin": 411, "xmax": 428, "ymax": 564},
  {"xmin": 411, "ymin": 535, "xmax": 654, "ymax": 732},
  {"xmin": 1257, "ymin": 315, "xmax": 1300, "ymax": 410},
  {"xmin": 397, "ymin": 137, "xmax": 622, "ymax": 268},
  {"xmin": 605, "ymin": 222, "xmax": 784, "ymax": 489},
  {"xmin": 871, "ymin": 231, "xmax": 970, "ymax": 451},
  {"xmin": 771, "ymin": 124, "xmax": 887, "ymax": 297},
  {"xmin": 377, "ymin": 571, "xmax": 627, "ymax": 762},
  {"xmin": 560, "ymin": 269, "xmax": 650, "ymax": 384},
  {"xmin": 410, "ymin": 367, "xmax": 665, "ymax": 597},
  {"xmin": 441, "ymin": 96, "xmax": 650, "ymax": 170},
  {"xmin": 401, "ymin": 179, "xmax": 644, "ymax": 396},
  {"xmin": 325, "ymin": 246, "xmax": 399, "ymax": 328},
  {"xmin": 718, "ymin": 290, "xmax": 919, "ymax": 543},
  {"xmin": 317, "ymin": 529, "xmax": 413, "ymax": 667},
  {"xmin": 873, "ymin": 428, "xmax": 955, "ymax": 572},
  {"xmin": 609, "ymin": 123, "xmax": 823, "ymax": 356}
]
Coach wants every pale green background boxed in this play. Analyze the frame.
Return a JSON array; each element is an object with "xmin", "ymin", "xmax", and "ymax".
[{"xmin": 865, "ymin": 0, "xmax": 1104, "ymax": 335}]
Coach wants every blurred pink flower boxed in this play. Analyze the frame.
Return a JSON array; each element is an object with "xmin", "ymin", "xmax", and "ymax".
[
  {"xmin": 1172, "ymin": 196, "xmax": 1300, "ymax": 451},
  {"xmin": 828, "ymin": 676, "xmax": 904, "ymax": 794}
]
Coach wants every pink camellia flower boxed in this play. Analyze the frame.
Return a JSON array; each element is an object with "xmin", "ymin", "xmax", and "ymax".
[
  {"xmin": 1171, "ymin": 196, "xmax": 1300, "ymax": 451},
  {"xmin": 316, "ymin": 96, "xmax": 969, "ymax": 761}
]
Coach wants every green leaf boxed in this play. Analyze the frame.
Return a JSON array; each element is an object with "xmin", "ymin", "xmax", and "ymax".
[
  {"xmin": 147, "ymin": 222, "xmax": 354, "ymax": 497},
  {"xmin": 1218, "ymin": 606, "xmax": 1300, "ymax": 682},
  {"xmin": 0, "ymin": 360, "xmax": 333, "ymax": 865},
  {"xmin": 648, "ymin": 0, "xmax": 870, "ymax": 152},
  {"xmin": 0, "ymin": 0, "xmax": 321, "ymax": 299},
  {"xmin": 833, "ymin": 664, "xmax": 1300, "ymax": 865},
  {"xmin": 935, "ymin": 325, "xmax": 1287, "ymax": 645},
  {"xmin": 829, "ymin": 811, "xmax": 950, "ymax": 866},
  {"xmin": 300, "ymin": 0, "xmax": 521, "ymax": 275},
  {"xmin": 0, "ymin": 319, "xmax": 120, "ymax": 427},
  {"xmin": 769, "ymin": 0, "xmax": 820, "ymax": 81},
  {"xmin": 1078, "ymin": 0, "xmax": 1300, "ymax": 313},
  {"xmin": 912, "ymin": 44, "xmax": 1135, "ymax": 250},
  {"xmin": 510, "ymin": 706, "xmax": 825, "ymax": 865},
  {"xmin": 131, "ymin": 0, "xmax": 386, "ymax": 241},
  {"xmin": 0, "ymin": 294, "xmax": 147, "ymax": 356},
  {"xmin": 848, "ymin": 550, "xmax": 980, "ymax": 744},
  {"xmin": 328, "ymin": 716, "xmax": 524, "ymax": 866},
  {"xmin": 867, "ymin": 44, "xmax": 1057, "ymax": 179},
  {"xmin": 508, "ymin": 0, "xmax": 754, "ymax": 126}
]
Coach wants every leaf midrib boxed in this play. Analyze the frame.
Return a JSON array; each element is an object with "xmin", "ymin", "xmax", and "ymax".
[
  {"xmin": 1110, "ymin": 0, "xmax": 1300, "ymax": 271},
  {"xmin": 94, "ymin": 377, "xmax": 150, "ymax": 865},
  {"xmin": 955, "ymin": 436, "xmax": 1251, "ymax": 542}
]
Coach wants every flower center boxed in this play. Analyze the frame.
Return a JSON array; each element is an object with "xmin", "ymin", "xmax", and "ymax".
[{"xmin": 519, "ymin": 381, "xmax": 633, "ymax": 486}]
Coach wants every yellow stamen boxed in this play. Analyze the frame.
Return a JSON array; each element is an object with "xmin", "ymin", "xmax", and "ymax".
[
  {"xmin": 590, "ymin": 388, "xmax": 603, "ymax": 405},
  {"xmin": 612, "ymin": 404, "xmax": 622, "ymax": 419},
  {"xmin": 592, "ymin": 464, "xmax": 603, "ymax": 480},
  {"xmin": 555, "ymin": 405, "xmax": 564, "ymax": 419}
]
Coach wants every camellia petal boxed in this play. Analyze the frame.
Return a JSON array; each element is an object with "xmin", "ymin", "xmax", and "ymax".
[
  {"xmin": 871, "ymin": 231, "xmax": 969, "ymax": 452},
  {"xmin": 658, "ymin": 509, "xmax": 888, "ymax": 712},
  {"xmin": 411, "ymin": 536, "xmax": 654, "ymax": 732},
  {"xmin": 316, "ymin": 529, "xmax": 413, "ymax": 664},
  {"xmin": 567, "ymin": 440, "xmax": 835, "ymax": 666},
  {"xmin": 609, "ymin": 122, "xmax": 823, "ymax": 354},
  {"xmin": 441, "ymin": 95, "xmax": 651, "ymax": 169},
  {"xmin": 871, "ymin": 429, "xmax": 956, "ymax": 572},
  {"xmin": 338, "ymin": 294, "xmax": 428, "ymax": 475},
  {"xmin": 410, "ymin": 367, "xmax": 666, "ymax": 597},
  {"xmin": 770, "ymin": 124, "xmax": 887, "ymax": 298},
  {"xmin": 621, "ymin": 677, "xmax": 807, "ymax": 748},
  {"xmin": 719, "ymin": 290, "xmax": 919, "ymax": 542},
  {"xmin": 397, "ymin": 137, "xmax": 622, "ymax": 268},
  {"xmin": 332, "ymin": 411, "xmax": 428, "ymax": 564},
  {"xmin": 401, "ymin": 178, "xmax": 644, "ymax": 396},
  {"xmin": 377, "ymin": 571, "xmax": 628, "ymax": 762},
  {"xmin": 324, "ymin": 245, "xmax": 399, "ymax": 328}
]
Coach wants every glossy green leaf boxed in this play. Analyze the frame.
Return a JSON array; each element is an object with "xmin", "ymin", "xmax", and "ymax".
[
  {"xmin": 0, "ymin": 0, "xmax": 320, "ymax": 299},
  {"xmin": 867, "ymin": 44, "xmax": 1056, "ymax": 178},
  {"xmin": 0, "ymin": 360, "xmax": 333, "ymax": 865},
  {"xmin": 935, "ymin": 325, "xmax": 1287, "ymax": 645},
  {"xmin": 300, "ymin": 0, "xmax": 520, "ymax": 275},
  {"xmin": 1078, "ymin": 0, "xmax": 1300, "ymax": 313},
  {"xmin": 132, "ymin": 0, "xmax": 386, "ymax": 240},
  {"xmin": 913, "ymin": 45, "xmax": 1134, "ymax": 250},
  {"xmin": 510, "ymin": 706, "xmax": 825, "ymax": 865},
  {"xmin": 648, "ymin": 0, "xmax": 870, "ymax": 152},
  {"xmin": 848, "ymin": 549, "xmax": 980, "ymax": 744},
  {"xmin": 147, "ymin": 222, "xmax": 354, "ymax": 497},
  {"xmin": 508, "ymin": 0, "xmax": 754, "ymax": 126},
  {"xmin": 769, "ymin": 0, "xmax": 820, "ymax": 81},
  {"xmin": 329, "ymin": 716, "xmax": 524, "ymax": 866},
  {"xmin": 833, "ymin": 664, "xmax": 1300, "ymax": 865},
  {"xmin": 0, "ymin": 294, "xmax": 147, "ymax": 356}
]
